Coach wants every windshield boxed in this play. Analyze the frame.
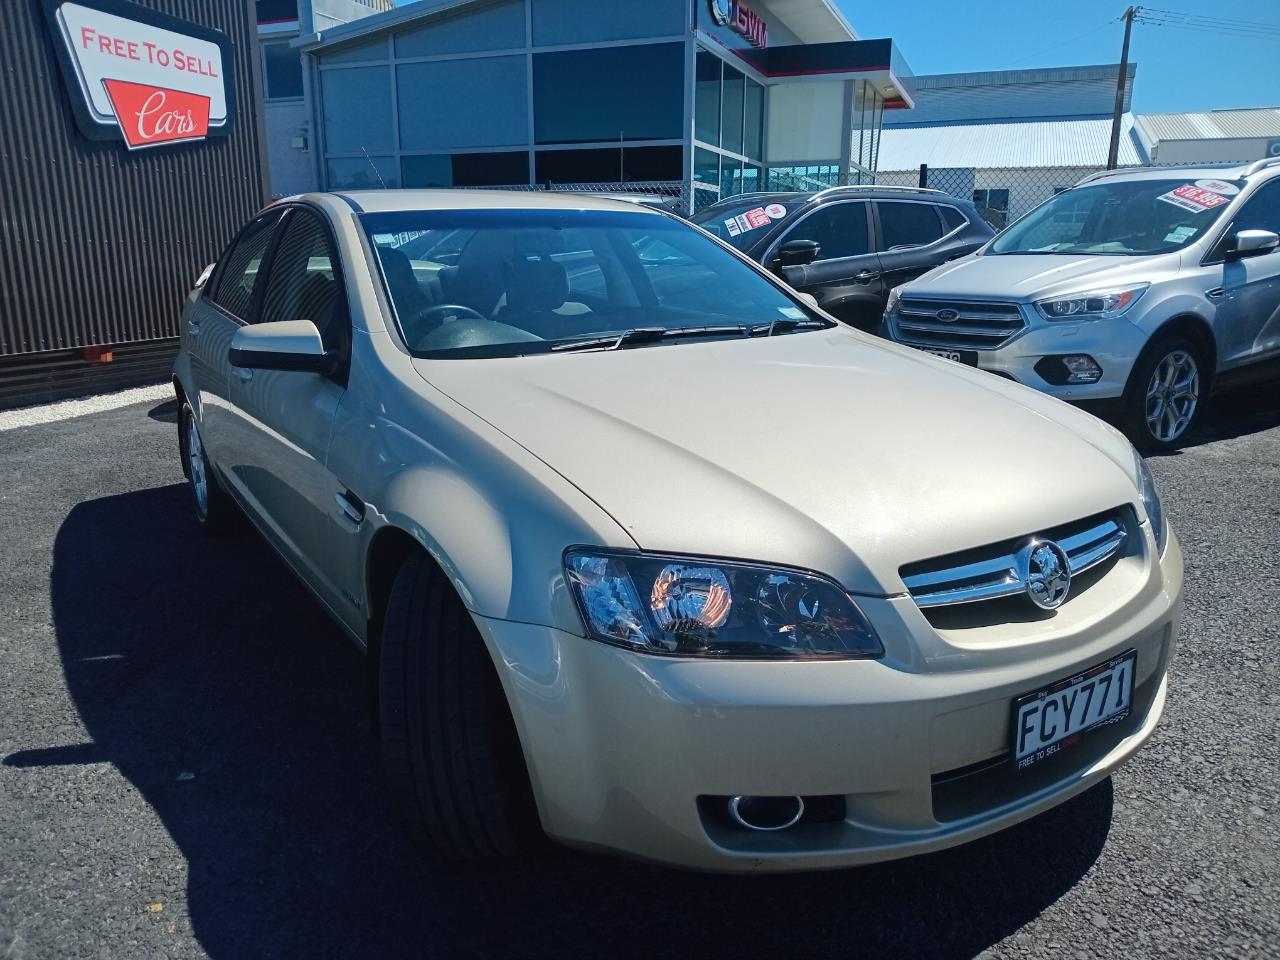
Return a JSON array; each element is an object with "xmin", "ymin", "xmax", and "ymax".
[
  {"xmin": 691, "ymin": 198, "xmax": 805, "ymax": 250},
  {"xmin": 988, "ymin": 177, "xmax": 1243, "ymax": 256},
  {"xmin": 362, "ymin": 208, "xmax": 828, "ymax": 358}
]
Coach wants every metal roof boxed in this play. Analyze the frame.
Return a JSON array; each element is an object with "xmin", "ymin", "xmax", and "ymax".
[
  {"xmin": 1136, "ymin": 108, "xmax": 1280, "ymax": 143},
  {"xmin": 877, "ymin": 115, "xmax": 1141, "ymax": 171}
]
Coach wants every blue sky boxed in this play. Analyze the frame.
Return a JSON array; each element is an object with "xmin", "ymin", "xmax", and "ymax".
[{"xmin": 845, "ymin": 0, "xmax": 1280, "ymax": 115}]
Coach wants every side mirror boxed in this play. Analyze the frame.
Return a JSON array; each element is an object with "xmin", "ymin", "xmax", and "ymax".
[
  {"xmin": 229, "ymin": 320, "xmax": 336, "ymax": 375},
  {"xmin": 1226, "ymin": 229, "xmax": 1279, "ymax": 260},
  {"xmin": 773, "ymin": 239, "xmax": 821, "ymax": 268},
  {"xmin": 795, "ymin": 292, "xmax": 819, "ymax": 310}
]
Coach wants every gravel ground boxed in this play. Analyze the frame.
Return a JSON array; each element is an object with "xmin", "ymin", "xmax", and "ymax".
[{"xmin": 0, "ymin": 386, "xmax": 1276, "ymax": 960}]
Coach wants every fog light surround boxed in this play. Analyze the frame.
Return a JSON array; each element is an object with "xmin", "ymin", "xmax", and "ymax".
[{"xmin": 1035, "ymin": 354, "xmax": 1103, "ymax": 385}]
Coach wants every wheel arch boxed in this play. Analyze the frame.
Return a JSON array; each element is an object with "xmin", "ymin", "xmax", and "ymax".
[{"xmin": 1147, "ymin": 314, "xmax": 1217, "ymax": 382}]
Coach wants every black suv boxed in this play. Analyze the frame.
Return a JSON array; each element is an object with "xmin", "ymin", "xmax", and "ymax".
[{"xmin": 691, "ymin": 187, "xmax": 995, "ymax": 331}]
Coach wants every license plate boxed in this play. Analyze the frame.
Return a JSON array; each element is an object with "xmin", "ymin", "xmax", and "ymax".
[
  {"xmin": 1011, "ymin": 650, "xmax": 1136, "ymax": 770},
  {"xmin": 922, "ymin": 347, "xmax": 978, "ymax": 366}
]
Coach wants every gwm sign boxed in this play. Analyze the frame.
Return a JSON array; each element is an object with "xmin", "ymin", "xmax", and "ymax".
[
  {"xmin": 43, "ymin": 0, "xmax": 235, "ymax": 150},
  {"xmin": 709, "ymin": 0, "xmax": 768, "ymax": 48}
]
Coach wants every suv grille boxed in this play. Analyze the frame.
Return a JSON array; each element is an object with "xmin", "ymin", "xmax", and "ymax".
[
  {"xmin": 892, "ymin": 298, "xmax": 1026, "ymax": 350},
  {"xmin": 900, "ymin": 510, "xmax": 1128, "ymax": 610}
]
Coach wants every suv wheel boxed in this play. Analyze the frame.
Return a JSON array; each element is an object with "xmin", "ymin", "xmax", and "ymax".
[
  {"xmin": 1123, "ymin": 336, "xmax": 1204, "ymax": 453},
  {"xmin": 180, "ymin": 401, "xmax": 232, "ymax": 533},
  {"xmin": 378, "ymin": 551, "xmax": 537, "ymax": 860}
]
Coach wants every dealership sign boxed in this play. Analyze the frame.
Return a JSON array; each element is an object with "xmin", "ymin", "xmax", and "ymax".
[
  {"xmin": 708, "ymin": 0, "xmax": 768, "ymax": 48},
  {"xmin": 43, "ymin": 0, "xmax": 235, "ymax": 150}
]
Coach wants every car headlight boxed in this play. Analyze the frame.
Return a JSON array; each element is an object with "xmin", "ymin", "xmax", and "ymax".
[
  {"xmin": 1133, "ymin": 448, "xmax": 1168, "ymax": 555},
  {"xmin": 1035, "ymin": 284, "xmax": 1148, "ymax": 322},
  {"xmin": 884, "ymin": 286, "xmax": 902, "ymax": 315},
  {"xmin": 564, "ymin": 549, "xmax": 884, "ymax": 660}
]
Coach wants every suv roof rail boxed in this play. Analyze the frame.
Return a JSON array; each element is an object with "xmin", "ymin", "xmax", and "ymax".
[
  {"xmin": 814, "ymin": 184, "xmax": 953, "ymax": 200},
  {"xmin": 1244, "ymin": 156, "xmax": 1280, "ymax": 177}
]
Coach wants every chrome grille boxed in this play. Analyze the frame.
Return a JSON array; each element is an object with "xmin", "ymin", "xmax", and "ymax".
[
  {"xmin": 901, "ymin": 512, "xmax": 1128, "ymax": 610},
  {"xmin": 892, "ymin": 298, "xmax": 1026, "ymax": 350}
]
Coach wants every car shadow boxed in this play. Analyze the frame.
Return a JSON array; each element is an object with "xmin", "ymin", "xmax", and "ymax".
[{"xmin": 16, "ymin": 483, "xmax": 1114, "ymax": 959}]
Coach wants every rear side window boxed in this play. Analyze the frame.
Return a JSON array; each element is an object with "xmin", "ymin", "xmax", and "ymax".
[
  {"xmin": 206, "ymin": 212, "xmax": 283, "ymax": 319},
  {"xmin": 877, "ymin": 201, "xmax": 945, "ymax": 250},
  {"xmin": 260, "ymin": 210, "xmax": 348, "ymax": 353},
  {"xmin": 939, "ymin": 206, "xmax": 967, "ymax": 232}
]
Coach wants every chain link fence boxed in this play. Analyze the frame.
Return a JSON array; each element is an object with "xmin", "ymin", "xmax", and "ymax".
[{"xmin": 876, "ymin": 160, "xmax": 1257, "ymax": 230}]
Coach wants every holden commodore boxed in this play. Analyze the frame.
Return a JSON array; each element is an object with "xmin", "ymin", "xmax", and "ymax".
[{"xmin": 173, "ymin": 190, "xmax": 1182, "ymax": 871}]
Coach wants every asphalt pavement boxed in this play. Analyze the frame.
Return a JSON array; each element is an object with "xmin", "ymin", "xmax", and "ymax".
[{"xmin": 0, "ymin": 384, "xmax": 1277, "ymax": 959}]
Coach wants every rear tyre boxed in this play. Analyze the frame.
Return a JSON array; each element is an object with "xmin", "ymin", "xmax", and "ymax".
[
  {"xmin": 1122, "ymin": 336, "xmax": 1205, "ymax": 454},
  {"xmin": 378, "ymin": 552, "xmax": 537, "ymax": 861},
  {"xmin": 180, "ymin": 401, "xmax": 232, "ymax": 535}
]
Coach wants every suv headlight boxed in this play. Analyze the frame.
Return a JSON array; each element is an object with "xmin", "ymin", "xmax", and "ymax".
[
  {"xmin": 564, "ymin": 549, "xmax": 884, "ymax": 660},
  {"xmin": 1035, "ymin": 284, "xmax": 1148, "ymax": 322},
  {"xmin": 1133, "ymin": 448, "xmax": 1168, "ymax": 555},
  {"xmin": 884, "ymin": 286, "xmax": 902, "ymax": 315}
]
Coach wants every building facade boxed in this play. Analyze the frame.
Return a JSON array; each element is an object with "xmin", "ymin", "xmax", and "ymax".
[
  {"xmin": 293, "ymin": 0, "xmax": 913, "ymax": 209},
  {"xmin": 257, "ymin": 0, "xmax": 392, "ymax": 198},
  {"xmin": 1, "ymin": 0, "xmax": 268, "ymax": 408},
  {"xmin": 1134, "ymin": 108, "xmax": 1280, "ymax": 164}
]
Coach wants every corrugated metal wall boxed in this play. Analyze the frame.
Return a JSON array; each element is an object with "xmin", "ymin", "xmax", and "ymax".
[{"xmin": 0, "ymin": 0, "xmax": 267, "ymax": 362}]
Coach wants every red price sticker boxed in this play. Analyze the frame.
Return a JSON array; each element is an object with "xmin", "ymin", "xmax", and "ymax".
[{"xmin": 1158, "ymin": 184, "xmax": 1232, "ymax": 214}]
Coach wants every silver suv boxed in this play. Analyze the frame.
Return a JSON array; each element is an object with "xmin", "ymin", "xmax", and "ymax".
[{"xmin": 884, "ymin": 159, "xmax": 1280, "ymax": 451}]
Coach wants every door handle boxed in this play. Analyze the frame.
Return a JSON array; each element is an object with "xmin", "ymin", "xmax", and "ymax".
[
  {"xmin": 235, "ymin": 367, "xmax": 253, "ymax": 383},
  {"xmin": 334, "ymin": 490, "xmax": 365, "ymax": 526},
  {"xmin": 854, "ymin": 271, "xmax": 880, "ymax": 284},
  {"xmin": 1206, "ymin": 287, "xmax": 1226, "ymax": 300},
  {"xmin": 187, "ymin": 320, "xmax": 201, "ymax": 335}
]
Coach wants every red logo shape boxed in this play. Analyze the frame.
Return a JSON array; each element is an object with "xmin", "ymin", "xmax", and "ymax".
[{"xmin": 102, "ymin": 78, "xmax": 210, "ymax": 149}]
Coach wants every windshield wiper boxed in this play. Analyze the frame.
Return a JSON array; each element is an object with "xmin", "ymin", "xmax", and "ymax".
[
  {"xmin": 550, "ymin": 325, "xmax": 746, "ymax": 353},
  {"xmin": 749, "ymin": 317, "xmax": 829, "ymax": 337}
]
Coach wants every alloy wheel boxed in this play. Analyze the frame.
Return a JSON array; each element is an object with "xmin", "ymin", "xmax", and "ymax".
[
  {"xmin": 1144, "ymin": 349, "xmax": 1199, "ymax": 443},
  {"xmin": 185, "ymin": 411, "xmax": 209, "ymax": 518}
]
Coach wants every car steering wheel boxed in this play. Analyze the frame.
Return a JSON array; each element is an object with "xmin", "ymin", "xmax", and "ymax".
[{"xmin": 403, "ymin": 303, "xmax": 488, "ymax": 346}]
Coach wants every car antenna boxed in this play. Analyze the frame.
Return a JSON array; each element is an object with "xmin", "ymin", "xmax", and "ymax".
[{"xmin": 361, "ymin": 146, "xmax": 388, "ymax": 189}]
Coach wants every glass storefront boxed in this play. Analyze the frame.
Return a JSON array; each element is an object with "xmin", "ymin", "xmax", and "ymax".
[
  {"xmin": 308, "ymin": 0, "xmax": 903, "ymax": 204},
  {"xmin": 692, "ymin": 48, "xmax": 765, "ymax": 208}
]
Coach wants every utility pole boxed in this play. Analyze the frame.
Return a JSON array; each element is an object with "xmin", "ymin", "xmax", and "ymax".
[{"xmin": 1106, "ymin": 6, "xmax": 1139, "ymax": 169}]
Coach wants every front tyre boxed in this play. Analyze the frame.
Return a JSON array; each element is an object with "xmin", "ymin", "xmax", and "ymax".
[
  {"xmin": 1122, "ymin": 336, "xmax": 1204, "ymax": 453},
  {"xmin": 378, "ymin": 552, "xmax": 537, "ymax": 860},
  {"xmin": 180, "ymin": 401, "xmax": 232, "ymax": 534}
]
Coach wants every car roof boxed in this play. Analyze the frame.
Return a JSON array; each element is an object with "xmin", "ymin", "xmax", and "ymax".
[
  {"xmin": 316, "ymin": 189, "xmax": 668, "ymax": 215},
  {"xmin": 697, "ymin": 186, "xmax": 972, "ymax": 214}
]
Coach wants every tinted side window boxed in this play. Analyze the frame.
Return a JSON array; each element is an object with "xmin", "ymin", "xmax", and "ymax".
[
  {"xmin": 260, "ymin": 210, "xmax": 348, "ymax": 353},
  {"xmin": 940, "ymin": 206, "xmax": 967, "ymax": 232},
  {"xmin": 207, "ymin": 212, "xmax": 283, "ymax": 319},
  {"xmin": 878, "ymin": 202, "xmax": 945, "ymax": 250},
  {"xmin": 1230, "ymin": 180, "xmax": 1280, "ymax": 234},
  {"xmin": 782, "ymin": 202, "xmax": 870, "ymax": 261}
]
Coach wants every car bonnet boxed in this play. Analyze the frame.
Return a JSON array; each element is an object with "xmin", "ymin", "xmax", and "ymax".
[{"xmin": 412, "ymin": 328, "xmax": 1140, "ymax": 596}]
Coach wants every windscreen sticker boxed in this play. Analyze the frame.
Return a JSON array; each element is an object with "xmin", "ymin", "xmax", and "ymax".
[
  {"xmin": 725, "ymin": 207, "xmax": 772, "ymax": 236},
  {"xmin": 779, "ymin": 306, "xmax": 807, "ymax": 319},
  {"xmin": 1194, "ymin": 179, "xmax": 1239, "ymax": 196},
  {"xmin": 1164, "ymin": 225, "xmax": 1198, "ymax": 243},
  {"xmin": 1157, "ymin": 184, "xmax": 1232, "ymax": 214},
  {"xmin": 765, "ymin": 203, "xmax": 788, "ymax": 219}
]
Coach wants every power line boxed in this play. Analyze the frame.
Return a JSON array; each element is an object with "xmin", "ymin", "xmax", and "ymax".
[
  {"xmin": 1138, "ymin": 7, "xmax": 1280, "ymax": 31},
  {"xmin": 1003, "ymin": 16, "xmax": 1122, "ymax": 67}
]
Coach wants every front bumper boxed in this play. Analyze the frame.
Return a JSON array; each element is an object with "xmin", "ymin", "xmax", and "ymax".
[
  {"xmin": 478, "ymin": 530, "xmax": 1182, "ymax": 872},
  {"xmin": 889, "ymin": 312, "xmax": 1150, "ymax": 403}
]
